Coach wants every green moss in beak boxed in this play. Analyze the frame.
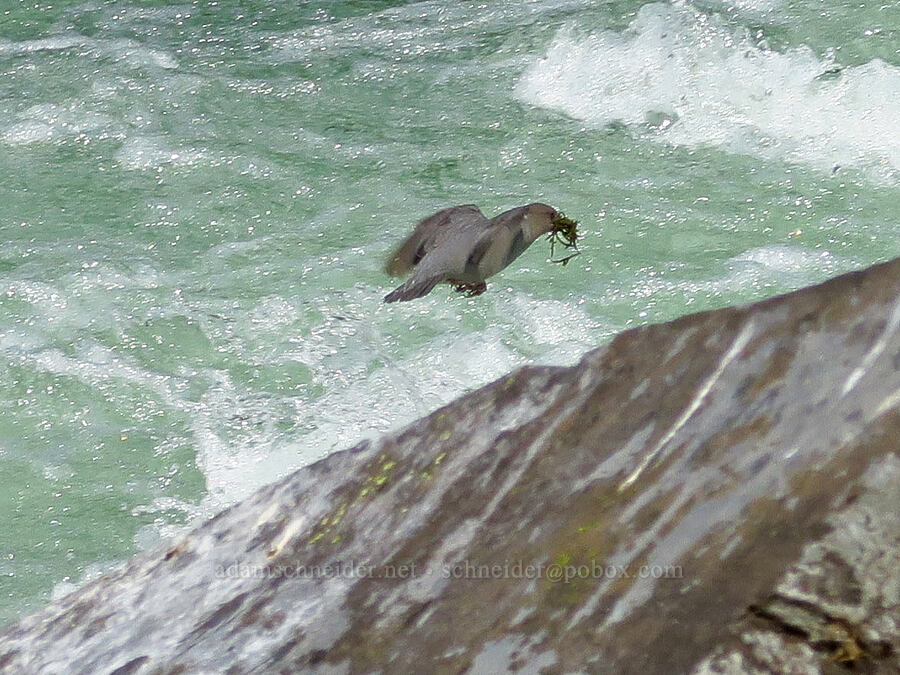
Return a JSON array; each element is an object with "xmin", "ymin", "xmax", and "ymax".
[{"xmin": 548, "ymin": 212, "xmax": 580, "ymax": 265}]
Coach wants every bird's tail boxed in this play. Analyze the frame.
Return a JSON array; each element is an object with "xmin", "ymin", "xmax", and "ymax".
[{"xmin": 383, "ymin": 275, "xmax": 441, "ymax": 303}]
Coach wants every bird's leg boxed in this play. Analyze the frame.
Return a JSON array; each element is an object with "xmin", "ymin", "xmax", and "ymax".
[
  {"xmin": 450, "ymin": 280, "xmax": 487, "ymax": 297},
  {"xmin": 465, "ymin": 282, "xmax": 487, "ymax": 297}
]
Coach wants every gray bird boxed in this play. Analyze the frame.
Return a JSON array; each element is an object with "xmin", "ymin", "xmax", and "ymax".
[{"xmin": 383, "ymin": 202, "xmax": 578, "ymax": 303}]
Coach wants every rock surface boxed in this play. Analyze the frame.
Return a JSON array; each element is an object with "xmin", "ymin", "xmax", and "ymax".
[{"xmin": 2, "ymin": 259, "xmax": 899, "ymax": 674}]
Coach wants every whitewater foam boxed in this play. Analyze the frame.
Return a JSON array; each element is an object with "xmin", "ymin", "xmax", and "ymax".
[
  {"xmin": 1, "ymin": 34, "xmax": 181, "ymax": 157},
  {"xmin": 2, "ymin": 104, "xmax": 114, "ymax": 146},
  {"xmin": 517, "ymin": 2, "xmax": 900, "ymax": 183},
  {"xmin": 0, "ymin": 34, "xmax": 177, "ymax": 69},
  {"xmin": 598, "ymin": 243, "xmax": 855, "ymax": 312},
  {"xmin": 115, "ymin": 136, "xmax": 205, "ymax": 170},
  {"xmin": 0, "ymin": 35, "xmax": 86, "ymax": 56}
]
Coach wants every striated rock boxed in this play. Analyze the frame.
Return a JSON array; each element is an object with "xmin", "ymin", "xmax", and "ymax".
[{"xmin": 2, "ymin": 259, "xmax": 899, "ymax": 674}]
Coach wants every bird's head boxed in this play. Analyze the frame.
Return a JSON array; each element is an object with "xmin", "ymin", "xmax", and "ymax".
[{"xmin": 523, "ymin": 203, "xmax": 580, "ymax": 265}]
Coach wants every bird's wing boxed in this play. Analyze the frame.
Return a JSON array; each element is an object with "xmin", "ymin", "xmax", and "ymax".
[
  {"xmin": 385, "ymin": 204, "xmax": 487, "ymax": 276},
  {"xmin": 466, "ymin": 207, "xmax": 533, "ymax": 278},
  {"xmin": 467, "ymin": 222, "xmax": 522, "ymax": 278},
  {"xmin": 383, "ymin": 206, "xmax": 489, "ymax": 303}
]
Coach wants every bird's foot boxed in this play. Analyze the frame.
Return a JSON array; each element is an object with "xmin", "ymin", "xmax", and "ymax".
[{"xmin": 450, "ymin": 280, "xmax": 487, "ymax": 297}]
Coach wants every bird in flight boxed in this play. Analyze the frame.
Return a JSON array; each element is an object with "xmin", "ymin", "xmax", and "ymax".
[{"xmin": 383, "ymin": 202, "xmax": 579, "ymax": 303}]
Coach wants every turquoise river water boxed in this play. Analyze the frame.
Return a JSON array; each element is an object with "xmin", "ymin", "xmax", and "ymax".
[{"xmin": 1, "ymin": 0, "xmax": 898, "ymax": 625}]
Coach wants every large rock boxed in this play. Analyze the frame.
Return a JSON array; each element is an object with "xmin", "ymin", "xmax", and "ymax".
[{"xmin": 2, "ymin": 259, "xmax": 899, "ymax": 674}]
